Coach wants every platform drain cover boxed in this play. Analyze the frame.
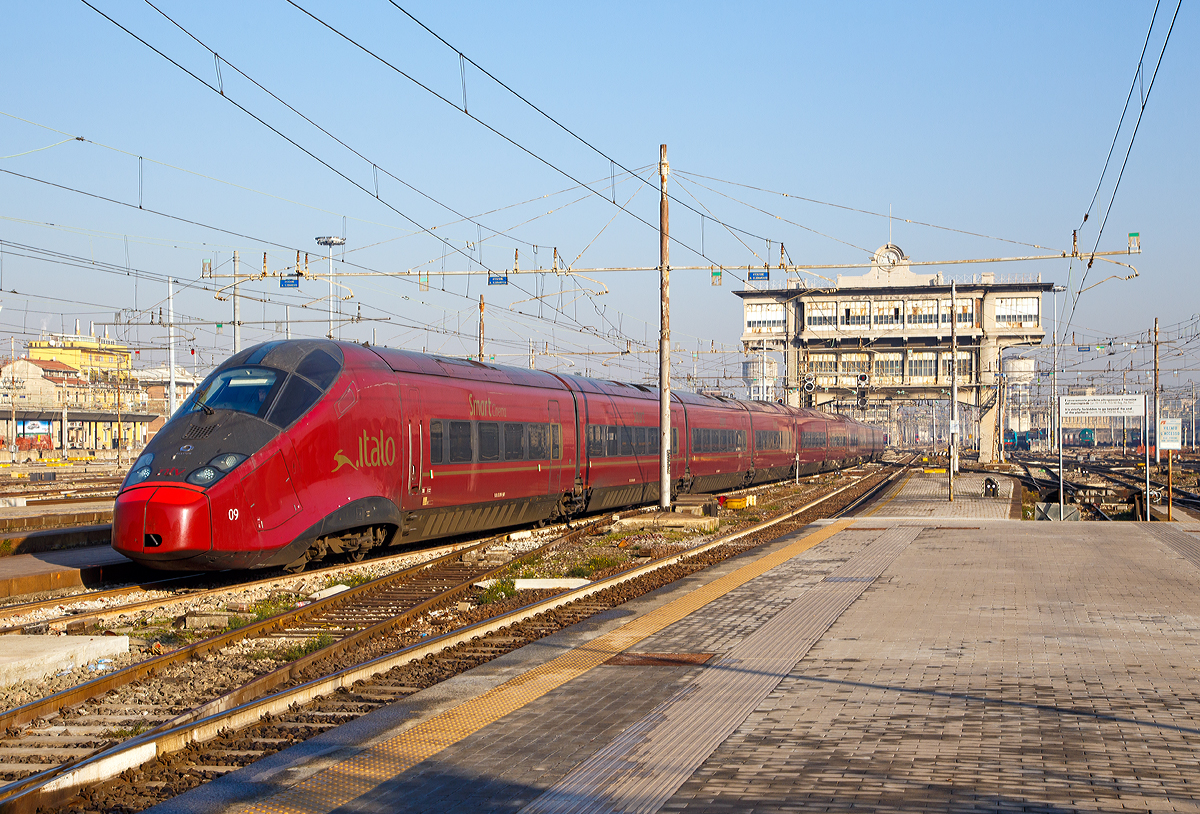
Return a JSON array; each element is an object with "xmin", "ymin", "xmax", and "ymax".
[{"xmin": 605, "ymin": 652, "xmax": 714, "ymax": 667}]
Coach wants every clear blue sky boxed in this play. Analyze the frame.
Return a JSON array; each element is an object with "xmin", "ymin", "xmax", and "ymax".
[{"xmin": 0, "ymin": 1, "xmax": 1193, "ymax": 390}]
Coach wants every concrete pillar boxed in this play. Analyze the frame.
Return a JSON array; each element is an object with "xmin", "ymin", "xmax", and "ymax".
[{"xmin": 977, "ymin": 293, "xmax": 1000, "ymax": 463}]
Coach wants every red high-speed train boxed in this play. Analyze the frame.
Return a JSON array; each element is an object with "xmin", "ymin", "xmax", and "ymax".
[{"xmin": 113, "ymin": 340, "xmax": 885, "ymax": 571}]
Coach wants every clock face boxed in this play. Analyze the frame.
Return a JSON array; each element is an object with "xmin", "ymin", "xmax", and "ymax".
[{"xmin": 873, "ymin": 247, "xmax": 902, "ymax": 272}]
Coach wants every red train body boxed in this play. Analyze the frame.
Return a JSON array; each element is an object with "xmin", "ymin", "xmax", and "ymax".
[{"xmin": 112, "ymin": 340, "xmax": 885, "ymax": 571}]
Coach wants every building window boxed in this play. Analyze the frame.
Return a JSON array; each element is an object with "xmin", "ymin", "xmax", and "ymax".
[
  {"xmin": 942, "ymin": 354, "xmax": 973, "ymax": 379},
  {"xmin": 873, "ymin": 300, "xmax": 903, "ymax": 325},
  {"xmin": 995, "ymin": 297, "xmax": 1039, "ymax": 326},
  {"xmin": 745, "ymin": 302, "xmax": 785, "ymax": 331},
  {"xmin": 907, "ymin": 300, "xmax": 937, "ymax": 324},
  {"xmin": 874, "ymin": 357, "xmax": 902, "ymax": 377},
  {"xmin": 940, "ymin": 300, "xmax": 975, "ymax": 324},
  {"xmin": 908, "ymin": 357, "xmax": 937, "ymax": 378},
  {"xmin": 806, "ymin": 302, "xmax": 836, "ymax": 327},
  {"xmin": 840, "ymin": 355, "xmax": 869, "ymax": 374},
  {"xmin": 808, "ymin": 355, "xmax": 837, "ymax": 373},
  {"xmin": 841, "ymin": 302, "xmax": 870, "ymax": 326}
]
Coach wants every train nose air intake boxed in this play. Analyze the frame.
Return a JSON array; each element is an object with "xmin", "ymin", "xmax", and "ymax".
[{"xmin": 113, "ymin": 485, "xmax": 212, "ymax": 562}]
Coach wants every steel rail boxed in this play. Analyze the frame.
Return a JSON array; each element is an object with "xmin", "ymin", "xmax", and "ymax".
[
  {"xmin": 0, "ymin": 537, "xmax": 484, "ymax": 634},
  {"xmin": 0, "ymin": 535, "xmax": 509, "ymax": 732}
]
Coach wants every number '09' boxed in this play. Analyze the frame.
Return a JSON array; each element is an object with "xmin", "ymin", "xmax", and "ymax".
[{"xmin": 228, "ymin": 509, "xmax": 239, "ymax": 521}]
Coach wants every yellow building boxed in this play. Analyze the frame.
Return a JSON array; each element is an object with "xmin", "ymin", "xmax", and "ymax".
[{"xmin": 27, "ymin": 332, "xmax": 132, "ymax": 382}]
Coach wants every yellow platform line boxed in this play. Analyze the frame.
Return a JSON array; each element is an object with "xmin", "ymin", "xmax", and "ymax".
[{"xmin": 244, "ymin": 517, "xmax": 855, "ymax": 814}]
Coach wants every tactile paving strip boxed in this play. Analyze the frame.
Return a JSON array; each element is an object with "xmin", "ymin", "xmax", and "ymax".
[
  {"xmin": 242, "ymin": 519, "xmax": 857, "ymax": 814},
  {"xmin": 519, "ymin": 525, "xmax": 919, "ymax": 814}
]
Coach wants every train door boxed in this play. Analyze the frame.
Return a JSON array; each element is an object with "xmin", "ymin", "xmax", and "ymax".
[
  {"xmin": 403, "ymin": 385, "xmax": 424, "ymax": 506},
  {"xmin": 548, "ymin": 400, "xmax": 562, "ymax": 495}
]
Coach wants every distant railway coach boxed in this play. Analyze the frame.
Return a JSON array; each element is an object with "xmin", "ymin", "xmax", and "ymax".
[{"xmin": 113, "ymin": 340, "xmax": 886, "ymax": 572}]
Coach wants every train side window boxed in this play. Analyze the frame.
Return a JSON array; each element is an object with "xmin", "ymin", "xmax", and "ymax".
[
  {"xmin": 635, "ymin": 426, "xmax": 647, "ymax": 455},
  {"xmin": 479, "ymin": 422, "xmax": 500, "ymax": 462},
  {"xmin": 430, "ymin": 421, "xmax": 444, "ymax": 464},
  {"xmin": 605, "ymin": 426, "xmax": 619, "ymax": 457},
  {"xmin": 449, "ymin": 421, "xmax": 472, "ymax": 463},
  {"xmin": 295, "ymin": 349, "xmax": 342, "ymax": 390},
  {"xmin": 529, "ymin": 424, "xmax": 550, "ymax": 460},
  {"xmin": 739, "ymin": 430, "xmax": 748, "ymax": 451},
  {"xmin": 587, "ymin": 425, "xmax": 605, "ymax": 457},
  {"xmin": 552, "ymin": 424, "xmax": 561, "ymax": 460},
  {"xmin": 266, "ymin": 375, "xmax": 321, "ymax": 428},
  {"xmin": 649, "ymin": 429, "xmax": 660, "ymax": 455},
  {"xmin": 504, "ymin": 423, "xmax": 525, "ymax": 460},
  {"xmin": 620, "ymin": 426, "xmax": 633, "ymax": 456},
  {"xmin": 671, "ymin": 428, "xmax": 678, "ymax": 454}
]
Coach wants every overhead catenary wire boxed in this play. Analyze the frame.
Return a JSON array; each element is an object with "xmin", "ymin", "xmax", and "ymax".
[
  {"xmin": 282, "ymin": 0, "xmax": 777, "ymax": 268},
  {"xmin": 1064, "ymin": 0, "xmax": 1180, "ymax": 338},
  {"xmin": 78, "ymin": 0, "xmax": 493, "ymax": 274}
]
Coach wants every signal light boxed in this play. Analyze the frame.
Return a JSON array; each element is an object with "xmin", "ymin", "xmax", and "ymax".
[{"xmin": 856, "ymin": 373, "xmax": 869, "ymax": 387}]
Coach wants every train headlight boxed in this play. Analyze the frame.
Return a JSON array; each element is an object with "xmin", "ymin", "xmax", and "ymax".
[
  {"xmin": 186, "ymin": 466, "xmax": 220, "ymax": 486},
  {"xmin": 210, "ymin": 452, "xmax": 247, "ymax": 473},
  {"xmin": 123, "ymin": 454, "xmax": 154, "ymax": 489}
]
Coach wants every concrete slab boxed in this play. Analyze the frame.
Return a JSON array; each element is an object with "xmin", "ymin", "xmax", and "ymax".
[
  {"xmin": 0, "ymin": 635, "xmax": 128, "ymax": 687},
  {"xmin": 610, "ymin": 512, "xmax": 718, "ymax": 533},
  {"xmin": 475, "ymin": 578, "xmax": 590, "ymax": 590}
]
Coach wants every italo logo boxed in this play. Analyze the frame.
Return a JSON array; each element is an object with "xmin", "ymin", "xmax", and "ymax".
[
  {"xmin": 332, "ymin": 430, "xmax": 397, "ymax": 473},
  {"xmin": 468, "ymin": 393, "xmax": 507, "ymax": 418}
]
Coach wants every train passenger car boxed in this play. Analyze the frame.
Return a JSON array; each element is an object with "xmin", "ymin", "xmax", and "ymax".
[{"xmin": 113, "ymin": 340, "xmax": 886, "ymax": 572}]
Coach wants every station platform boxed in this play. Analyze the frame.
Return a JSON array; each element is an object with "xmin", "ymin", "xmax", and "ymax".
[
  {"xmin": 0, "ymin": 543, "xmax": 132, "ymax": 598},
  {"xmin": 154, "ymin": 487, "xmax": 1200, "ymax": 814}
]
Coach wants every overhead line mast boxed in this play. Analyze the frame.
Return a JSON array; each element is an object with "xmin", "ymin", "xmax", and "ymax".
[{"xmin": 659, "ymin": 145, "xmax": 671, "ymax": 511}]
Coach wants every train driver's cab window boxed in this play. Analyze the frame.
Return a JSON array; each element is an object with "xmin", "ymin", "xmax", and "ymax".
[
  {"xmin": 267, "ymin": 376, "xmax": 322, "ymax": 428},
  {"xmin": 189, "ymin": 367, "xmax": 281, "ymax": 419}
]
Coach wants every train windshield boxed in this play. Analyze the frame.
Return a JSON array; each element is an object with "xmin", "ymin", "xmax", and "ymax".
[{"xmin": 188, "ymin": 367, "xmax": 282, "ymax": 419}]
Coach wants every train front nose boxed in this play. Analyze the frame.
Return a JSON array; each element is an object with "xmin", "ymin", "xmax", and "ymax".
[{"xmin": 113, "ymin": 485, "xmax": 213, "ymax": 569}]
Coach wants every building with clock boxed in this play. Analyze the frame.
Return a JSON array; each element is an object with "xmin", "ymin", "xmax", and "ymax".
[{"xmin": 736, "ymin": 244, "xmax": 1055, "ymax": 462}]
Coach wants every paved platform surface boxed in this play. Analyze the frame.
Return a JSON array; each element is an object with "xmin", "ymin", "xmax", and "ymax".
[
  {"xmin": 156, "ymin": 513, "xmax": 1200, "ymax": 814},
  {"xmin": 863, "ymin": 469, "xmax": 1021, "ymax": 519},
  {"xmin": 0, "ymin": 544, "xmax": 131, "ymax": 598}
]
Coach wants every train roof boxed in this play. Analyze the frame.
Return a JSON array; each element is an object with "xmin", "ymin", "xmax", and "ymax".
[{"xmin": 369, "ymin": 346, "xmax": 569, "ymax": 391}]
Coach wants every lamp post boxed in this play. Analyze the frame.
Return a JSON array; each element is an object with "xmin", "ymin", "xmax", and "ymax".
[{"xmin": 315, "ymin": 236, "xmax": 346, "ymax": 340}]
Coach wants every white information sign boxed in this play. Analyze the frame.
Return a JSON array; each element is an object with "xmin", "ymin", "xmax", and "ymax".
[
  {"xmin": 1159, "ymin": 418, "xmax": 1182, "ymax": 451},
  {"xmin": 1059, "ymin": 394, "xmax": 1146, "ymax": 418}
]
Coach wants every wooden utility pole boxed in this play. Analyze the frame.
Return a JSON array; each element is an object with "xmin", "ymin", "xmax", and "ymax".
[
  {"xmin": 659, "ymin": 144, "xmax": 671, "ymax": 510},
  {"xmin": 479, "ymin": 295, "xmax": 485, "ymax": 361}
]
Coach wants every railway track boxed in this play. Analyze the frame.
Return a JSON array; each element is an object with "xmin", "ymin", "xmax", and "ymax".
[{"xmin": 0, "ymin": 459, "xmax": 906, "ymax": 814}]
